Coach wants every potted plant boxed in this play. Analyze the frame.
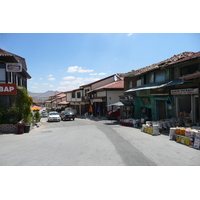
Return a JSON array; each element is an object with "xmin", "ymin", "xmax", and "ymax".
[{"xmin": 35, "ymin": 110, "xmax": 41, "ymax": 123}]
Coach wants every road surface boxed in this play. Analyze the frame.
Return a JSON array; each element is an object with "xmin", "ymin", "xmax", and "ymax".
[{"xmin": 0, "ymin": 117, "xmax": 199, "ymax": 166}]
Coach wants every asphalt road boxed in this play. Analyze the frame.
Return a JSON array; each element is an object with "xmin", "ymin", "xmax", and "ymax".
[{"xmin": 0, "ymin": 117, "xmax": 200, "ymax": 166}]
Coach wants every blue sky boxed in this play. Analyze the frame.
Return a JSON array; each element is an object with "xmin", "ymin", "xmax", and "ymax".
[{"xmin": 0, "ymin": 33, "xmax": 200, "ymax": 93}]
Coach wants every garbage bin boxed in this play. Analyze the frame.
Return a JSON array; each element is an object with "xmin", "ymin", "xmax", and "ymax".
[{"xmin": 17, "ymin": 123, "xmax": 25, "ymax": 134}]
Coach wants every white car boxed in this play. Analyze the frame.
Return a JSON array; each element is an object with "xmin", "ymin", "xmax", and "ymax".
[{"xmin": 47, "ymin": 111, "xmax": 61, "ymax": 122}]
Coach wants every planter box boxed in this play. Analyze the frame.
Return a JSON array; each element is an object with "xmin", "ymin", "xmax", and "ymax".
[{"xmin": 0, "ymin": 124, "xmax": 18, "ymax": 133}]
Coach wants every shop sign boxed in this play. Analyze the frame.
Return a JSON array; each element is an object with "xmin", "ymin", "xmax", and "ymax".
[
  {"xmin": 171, "ymin": 88, "xmax": 198, "ymax": 95},
  {"xmin": 6, "ymin": 63, "xmax": 22, "ymax": 72},
  {"xmin": 0, "ymin": 84, "xmax": 17, "ymax": 95}
]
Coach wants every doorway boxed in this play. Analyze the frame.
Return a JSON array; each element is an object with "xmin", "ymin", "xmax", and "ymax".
[{"xmin": 157, "ymin": 100, "xmax": 166, "ymax": 120}]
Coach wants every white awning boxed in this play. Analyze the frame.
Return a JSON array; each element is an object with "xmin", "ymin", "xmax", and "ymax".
[{"xmin": 107, "ymin": 102, "xmax": 124, "ymax": 107}]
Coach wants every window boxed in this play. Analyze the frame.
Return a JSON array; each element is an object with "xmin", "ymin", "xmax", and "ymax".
[
  {"xmin": 72, "ymin": 91, "xmax": 75, "ymax": 98},
  {"xmin": 155, "ymin": 70, "xmax": 165, "ymax": 82},
  {"xmin": 180, "ymin": 64, "xmax": 199, "ymax": 76},
  {"xmin": 85, "ymin": 89, "xmax": 89, "ymax": 96},
  {"xmin": 144, "ymin": 72, "xmax": 154, "ymax": 84},
  {"xmin": 77, "ymin": 92, "xmax": 81, "ymax": 98},
  {"xmin": 7, "ymin": 72, "xmax": 12, "ymax": 83},
  {"xmin": 128, "ymin": 80, "xmax": 132, "ymax": 88},
  {"xmin": 0, "ymin": 68, "xmax": 6, "ymax": 82}
]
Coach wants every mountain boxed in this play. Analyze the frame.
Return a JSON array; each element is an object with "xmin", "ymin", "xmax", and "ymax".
[{"xmin": 28, "ymin": 90, "xmax": 61, "ymax": 102}]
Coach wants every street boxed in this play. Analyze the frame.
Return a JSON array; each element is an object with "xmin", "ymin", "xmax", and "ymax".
[{"xmin": 0, "ymin": 117, "xmax": 200, "ymax": 166}]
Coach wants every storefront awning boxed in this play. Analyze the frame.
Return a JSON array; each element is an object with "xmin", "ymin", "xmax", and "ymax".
[
  {"xmin": 125, "ymin": 79, "xmax": 184, "ymax": 93},
  {"xmin": 107, "ymin": 102, "xmax": 124, "ymax": 107}
]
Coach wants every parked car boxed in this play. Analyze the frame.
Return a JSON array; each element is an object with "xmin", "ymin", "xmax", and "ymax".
[
  {"xmin": 42, "ymin": 111, "xmax": 48, "ymax": 117},
  {"xmin": 60, "ymin": 111, "xmax": 76, "ymax": 121},
  {"xmin": 47, "ymin": 111, "xmax": 61, "ymax": 122},
  {"xmin": 107, "ymin": 107, "xmax": 120, "ymax": 120}
]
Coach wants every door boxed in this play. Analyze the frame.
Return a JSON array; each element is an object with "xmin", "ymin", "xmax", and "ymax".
[{"xmin": 157, "ymin": 100, "xmax": 166, "ymax": 120}]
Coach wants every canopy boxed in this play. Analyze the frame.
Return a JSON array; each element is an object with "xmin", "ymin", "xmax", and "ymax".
[
  {"xmin": 107, "ymin": 102, "xmax": 124, "ymax": 107},
  {"xmin": 125, "ymin": 79, "xmax": 183, "ymax": 93},
  {"xmin": 30, "ymin": 106, "xmax": 42, "ymax": 110}
]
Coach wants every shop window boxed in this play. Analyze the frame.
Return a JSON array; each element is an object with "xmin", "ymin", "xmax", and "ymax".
[{"xmin": 178, "ymin": 95, "xmax": 191, "ymax": 116}]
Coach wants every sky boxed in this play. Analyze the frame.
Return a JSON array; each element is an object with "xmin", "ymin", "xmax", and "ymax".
[{"xmin": 0, "ymin": 33, "xmax": 200, "ymax": 93}]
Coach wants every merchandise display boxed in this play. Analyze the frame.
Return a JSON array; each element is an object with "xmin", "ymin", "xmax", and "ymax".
[{"xmin": 120, "ymin": 117, "xmax": 200, "ymax": 149}]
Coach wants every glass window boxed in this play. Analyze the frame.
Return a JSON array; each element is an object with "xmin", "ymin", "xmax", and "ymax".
[
  {"xmin": 128, "ymin": 80, "xmax": 132, "ymax": 88},
  {"xmin": 155, "ymin": 70, "xmax": 165, "ymax": 82},
  {"xmin": 77, "ymin": 92, "xmax": 81, "ymax": 98},
  {"xmin": 0, "ymin": 68, "xmax": 6, "ymax": 82}
]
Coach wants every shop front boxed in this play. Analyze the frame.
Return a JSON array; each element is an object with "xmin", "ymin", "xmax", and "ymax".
[{"xmin": 171, "ymin": 88, "xmax": 199, "ymax": 124}]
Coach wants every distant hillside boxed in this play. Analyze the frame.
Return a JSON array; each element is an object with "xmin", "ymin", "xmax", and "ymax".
[{"xmin": 28, "ymin": 90, "xmax": 60, "ymax": 102}]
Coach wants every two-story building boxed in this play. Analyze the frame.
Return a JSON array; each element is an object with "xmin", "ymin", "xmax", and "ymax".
[
  {"xmin": 45, "ymin": 92, "xmax": 66, "ymax": 112},
  {"xmin": 87, "ymin": 75, "xmax": 124, "ymax": 116},
  {"xmin": 0, "ymin": 48, "xmax": 31, "ymax": 109},
  {"xmin": 123, "ymin": 51, "xmax": 200, "ymax": 124},
  {"xmin": 63, "ymin": 74, "xmax": 123, "ymax": 116}
]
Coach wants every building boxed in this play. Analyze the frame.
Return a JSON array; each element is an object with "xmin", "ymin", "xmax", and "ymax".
[
  {"xmin": 0, "ymin": 48, "xmax": 31, "ymax": 109},
  {"xmin": 63, "ymin": 74, "xmax": 122, "ymax": 116},
  {"xmin": 45, "ymin": 92, "xmax": 67, "ymax": 112},
  {"xmin": 123, "ymin": 51, "xmax": 200, "ymax": 124},
  {"xmin": 87, "ymin": 75, "xmax": 124, "ymax": 116}
]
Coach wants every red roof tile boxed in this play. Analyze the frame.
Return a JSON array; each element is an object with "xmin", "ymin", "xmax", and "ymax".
[
  {"xmin": 124, "ymin": 51, "xmax": 200, "ymax": 77},
  {"xmin": 88, "ymin": 80, "xmax": 124, "ymax": 93}
]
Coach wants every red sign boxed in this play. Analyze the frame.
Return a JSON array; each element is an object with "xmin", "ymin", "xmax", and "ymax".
[{"xmin": 0, "ymin": 84, "xmax": 17, "ymax": 95}]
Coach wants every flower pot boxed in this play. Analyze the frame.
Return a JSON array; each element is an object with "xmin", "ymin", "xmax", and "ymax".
[{"xmin": 24, "ymin": 125, "xmax": 30, "ymax": 133}]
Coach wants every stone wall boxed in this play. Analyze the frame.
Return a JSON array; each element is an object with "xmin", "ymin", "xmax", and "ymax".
[{"xmin": 0, "ymin": 124, "xmax": 18, "ymax": 133}]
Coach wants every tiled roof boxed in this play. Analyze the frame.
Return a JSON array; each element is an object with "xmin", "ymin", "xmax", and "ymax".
[
  {"xmin": 79, "ymin": 74, "xmax": 116, "ymax": 87},
  {"xmin": 123, "ymin": 51, "xmax": 200, "ymax": 77},
  {"xmin": 180, "ymin": 70, "xmax": 200, "ymax": 80},
  {"xmin": 88, "ymin": 79, "xmax": 124, "ymax": 93},
  {"xmin": 58, "ymin": 101, "xmax": 69, "ymax": 105}
]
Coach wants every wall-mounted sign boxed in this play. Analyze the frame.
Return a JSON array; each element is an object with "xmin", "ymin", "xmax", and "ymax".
[
  {"xmin": 0, "ymin": 84, "xmax": 17, "ymax": 95},
  {"xmin": 171, "ymin": 88, "xmax": 198, "ymax": 95},
  {"xmin": 6, "ymin": 63, "xmax": 22, "ymax": 72}
]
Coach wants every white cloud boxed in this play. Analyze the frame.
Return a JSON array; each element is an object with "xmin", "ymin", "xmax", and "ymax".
[
  {"xmin": 67, "ymin": 66, "xmax": 94, "ymax": 73},
  {"xmin": 39, "ymin": 78, "xmax": 43, "ymax": 80},
  {"xmin": 90, "ymin": 72, "xmax": 106, "ymax": 76},
  {"xmin": 48, "ymin": 75, "xmax": 53, "ymax": 77},
  {"xmin": 99, "ymin": 73, "xmax": 106, "ymax": 75},
  {"xmin": 49, "ymin": 85, "xmax": 53, "ymax": 87},
  {"xmin": 43, "ymin": 83, "xmax": 48, "ymax": 85},
  {"xmin": 48, "ymin": 77, "xmax": 55, "ymax": 81},
  {"xmin": 32, "ymin": 86, "xmax": 37, "ymax": 89},
  {"xmin": 34, "ymin": 83, "xmax": 38, "ymax": 85},
  {"xmin": 59, "ymin": 77, "xmax": 100, "ymax": 87},
  {"xmin": 127, "ymin": 33, "xmax": 133, "ymax": 36},
  {"xmin": 62, "ymin": 76, "xmax": 76, "ymax": 80}
]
